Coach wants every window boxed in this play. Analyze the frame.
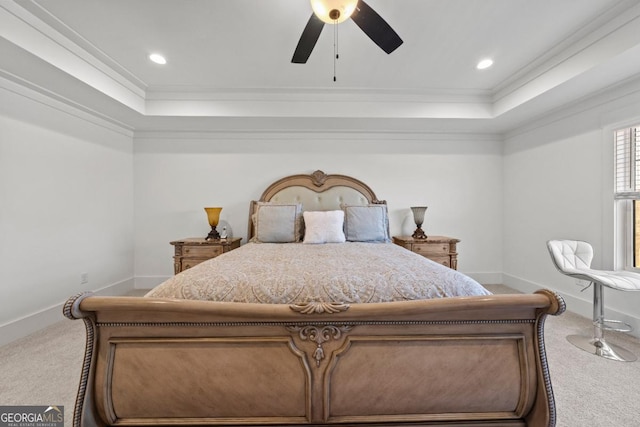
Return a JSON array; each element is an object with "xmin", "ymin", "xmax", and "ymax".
[{"xmin": 614, "ymin": 125, "xmax": 640, "ymax": 268}]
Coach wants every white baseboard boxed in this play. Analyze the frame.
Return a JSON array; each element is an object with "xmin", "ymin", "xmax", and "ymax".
[
  {"xmin": 135, "ymin": 276, "xmax": 170, "ymax": 290},
  {"xmin": 503, "ymin": 273, "xmax": 640, "ymax": 339},
  {"xmin": 92, "ymin": 277, "xmax": 136, "ymax": 296},
  {"xmin": 464, "ymin": 272, "xmax": 503, "ymax": 285},
  {"xmin": 0, "ymin": 278, "xmax": 135, "ymax": 347}
]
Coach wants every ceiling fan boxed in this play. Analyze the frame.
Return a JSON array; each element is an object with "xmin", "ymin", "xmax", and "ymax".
[{"xmin": 292, "ymin": 0, "xmax": 403, "ymax": 64}]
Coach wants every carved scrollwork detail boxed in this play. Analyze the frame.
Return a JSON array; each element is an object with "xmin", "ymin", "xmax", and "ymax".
[
  {"xmin": 287, "ymin": 324, "xmax": 353, "ymax": 367},
  {"xmin": 310, "ymin": 170, "xmax": 328, "ymax": 187},
  {"xmin": 63, "ymin": 291, "xmax": 94, "ymax": 320},
  {"xmin": 289, "ymin": 302, "xmax": 350, "ymax": 314}
]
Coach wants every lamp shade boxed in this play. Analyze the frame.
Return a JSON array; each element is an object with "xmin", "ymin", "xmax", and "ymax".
[
  {"xmin": 204, "ymin": 207, "xmax": 222, "ymax": 227},
  {"xmin": 310, "ymin": 0, "xmax": 358, "ymax": 24},
  {"xmin": 410, "ymin": 206, "xmax": 428, "ymax": 226}
]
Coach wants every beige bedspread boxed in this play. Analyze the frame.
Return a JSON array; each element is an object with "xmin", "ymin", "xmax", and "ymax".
[{"xmin": 146, "ymin": 242, "xmax": 490, "ymax": 303}]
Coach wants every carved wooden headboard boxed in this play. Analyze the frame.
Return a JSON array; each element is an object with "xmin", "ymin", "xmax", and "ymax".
[{"xmin": 247, "ymin": 170, "xmax": 385, "ymax": 240}]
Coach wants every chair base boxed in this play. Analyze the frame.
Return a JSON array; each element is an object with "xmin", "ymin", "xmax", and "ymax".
[
  {"xmin": 567, "ymin": 334, "xmax": 637, "ymax": 362},
  {"xmin": 597, "ymin": 318, "xmax": 632, "ymax": 333}
]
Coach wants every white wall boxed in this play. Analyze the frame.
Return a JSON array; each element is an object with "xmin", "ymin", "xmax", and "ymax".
[
  {"xmin": 133, "ymin": 135, "xmax": 504, "ymax": 287},
  {"xmin": 0, "ymin": 84, "xmax": 135, "ymax": 345},
  {"xmin": 503, "ymin": 79, "xmax": 640, "ymax": 335}
]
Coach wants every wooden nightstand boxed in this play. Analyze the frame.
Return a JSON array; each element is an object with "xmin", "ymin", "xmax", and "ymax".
[
  {"xmin": 170, "ymin": 237, "xmax": 241, "ymax": 274},
  {"xmin": 392, "ymin": 236, "xmax": 460, "ymax": 270}
]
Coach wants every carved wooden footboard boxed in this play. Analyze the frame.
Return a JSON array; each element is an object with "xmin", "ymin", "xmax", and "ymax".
[{"xmin": 64, "ymin": 289, "xmax": 564, "ymax": 427}]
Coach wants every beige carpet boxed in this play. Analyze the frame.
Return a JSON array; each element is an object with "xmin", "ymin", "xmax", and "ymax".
[
  {"xmin": 486, "ymin": 284, "xmax": 640, "ymax": 427},
  {"xmin": 1, "ymin": 286, "xmax": 639, "ymax": 427}
]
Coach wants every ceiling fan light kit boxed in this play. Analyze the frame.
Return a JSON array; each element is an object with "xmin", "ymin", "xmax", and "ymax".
[{"xmin": 311, "ymin": 0, "xmax": 358, "ymax": 24}]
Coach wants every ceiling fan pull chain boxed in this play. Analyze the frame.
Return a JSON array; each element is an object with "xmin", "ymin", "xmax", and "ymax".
[
  {"xmin": 335, "ymin": 18, "xmax": 339, "ymax": 59},
  {"xmin": 333, "ymin": 20, "xmax": 338, "ymax": 82}
]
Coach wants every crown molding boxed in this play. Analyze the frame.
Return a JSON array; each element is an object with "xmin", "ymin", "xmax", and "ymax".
[
  {"xmin": 0, "ymin": 1, "xmax": 146, "ymax": 113},
  {"xmin": 492, "ymin": 0, "xmax": 640, "ymax": 115},
  {"xmin": 503, "ymin": 73, "xmax": 640, "ymax": 141},
  {"xmin": 0, "ymin": 71, "xmax": 134, "ymax": 137},
  {"xmin": 143, "ymin": 86, "xmax": 493, "ymax": 119},
  {"xmin": 134, "ymin": 130, "xmax": 502, "ymax": 141},
  {"xmin": 145, "ymin": 86, "xmax": 493, "ymax": 102}
]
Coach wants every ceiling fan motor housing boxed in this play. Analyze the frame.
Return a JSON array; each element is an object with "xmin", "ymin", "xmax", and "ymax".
[{"xmin": 311, "ymin": 0, "xmax": 358, "ymax": 24}]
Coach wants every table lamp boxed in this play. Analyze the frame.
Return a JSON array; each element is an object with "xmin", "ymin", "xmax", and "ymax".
[
  {"xmin": 411, "ymin": 206, "xmax": 428, "ymax": 239},
  {"xmin": 204, "ymin": 207, "xmax": 222, "ymax": 240}
]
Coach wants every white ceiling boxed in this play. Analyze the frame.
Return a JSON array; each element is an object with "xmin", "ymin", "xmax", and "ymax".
[{"xmin": 2, "ymin": 0, "xmax": 640, "ymax": 135}]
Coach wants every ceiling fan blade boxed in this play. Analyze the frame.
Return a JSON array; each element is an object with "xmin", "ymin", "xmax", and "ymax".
[
  {"xmin": 292, "ymin": 13, "xmax": 325, "ymax": 64},
  {"xmin": 350, "ymin": 0, "xmax": 403, "ymax": 54}
]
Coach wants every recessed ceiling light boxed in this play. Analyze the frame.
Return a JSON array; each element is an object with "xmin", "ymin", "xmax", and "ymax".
[
  {"xmin": 476, "ymin": 58, "xmax": 493, "ymax": 70},
  {"xmin": 149, "ymin": 53, "xmax": 167, "ymax": 65}
]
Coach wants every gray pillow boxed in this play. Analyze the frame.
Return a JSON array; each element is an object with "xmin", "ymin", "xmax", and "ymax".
[
  {"xmin": 254, "ymin": 202, "xmax": 303, "ymax": 243},
  {"xmin": 342, "ymin": 204, "xmax": 390, "ymax": 242}
]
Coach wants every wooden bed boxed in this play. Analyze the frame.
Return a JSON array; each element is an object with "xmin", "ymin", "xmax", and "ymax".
[{"xmin": 64, "ymin": 170, "xmax": 565, "ymax": 427}]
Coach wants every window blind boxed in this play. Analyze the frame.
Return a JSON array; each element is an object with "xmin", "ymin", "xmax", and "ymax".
[{"xmin": 615, "ymin": 126, "xmax": 640, "ymax": 199}]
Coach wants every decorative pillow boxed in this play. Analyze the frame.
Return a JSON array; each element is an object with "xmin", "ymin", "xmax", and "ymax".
[
  {"xmin": 342, "ymin": 204, "xmax": 390, "ymax": 242},
  {"xmin": 253, "ymin": 202, "xmax": 303, "ymax": 243},
  {"xmin": 303, "ymin": 210, "xmax": 346, "ymax": 244}
]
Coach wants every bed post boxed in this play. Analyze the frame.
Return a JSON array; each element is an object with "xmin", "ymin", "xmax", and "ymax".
[
  {"xmin": 527, "ymin": 289, "xmax": 566, "ymax": 427},
  {"xmin": 63, "ymin": 292, "xmax": 104, "ymax": 427}
]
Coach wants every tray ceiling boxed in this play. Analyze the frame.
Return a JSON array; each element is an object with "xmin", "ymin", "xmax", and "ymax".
[{"xmin": 1, "ymin": 0, "xmax": 640, "ymax": 135}]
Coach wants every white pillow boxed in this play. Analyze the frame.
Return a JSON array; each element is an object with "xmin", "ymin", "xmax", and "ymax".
[{"xmin": 303, "ymin": 210, "xmax": 346, "ymax": 244}]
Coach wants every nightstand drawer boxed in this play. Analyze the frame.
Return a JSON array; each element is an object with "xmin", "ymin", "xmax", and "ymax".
[
  {"xmin": 182, "ymin": 245, "xmax": 223, "ymax": 258},
  {"xmin": 412, "ymin": 243, "xmax": 449, "ymax": 255},
  {"xmin": 182, "ymin": 259, "xmax": 208, "ymax": 270},
  {"xmin": 427, "ymin": 256, "xmax": 451, "ymax": 268},
  {"xmin": 392, "ymin": 236, "xmax": 459, "ymax": 270}
]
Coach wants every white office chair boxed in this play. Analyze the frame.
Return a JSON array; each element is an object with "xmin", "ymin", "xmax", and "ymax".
[{"xmin": 547, "ymin": 239, "xmax": 640, "ymax": 362}]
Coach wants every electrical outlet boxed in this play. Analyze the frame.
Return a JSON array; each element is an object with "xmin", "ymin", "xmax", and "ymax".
[{"xmin": 80, "ymin": 273, "xmax": 89, "ymax": 285}]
